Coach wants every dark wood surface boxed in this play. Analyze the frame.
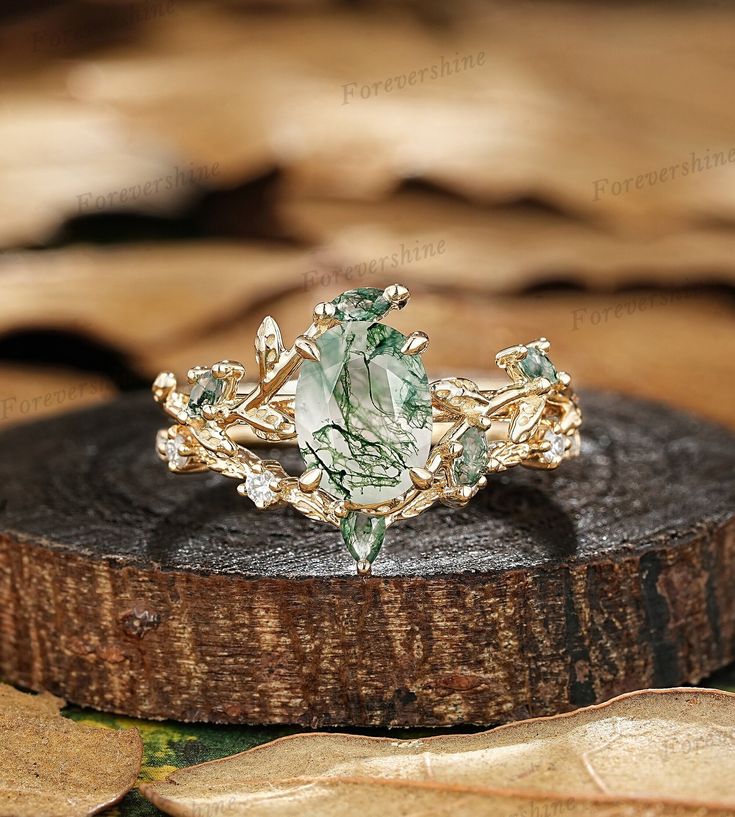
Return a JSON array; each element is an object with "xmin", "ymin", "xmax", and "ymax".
[{"xmin": 0, "ymin": 391, "xmax": 734, "ymax": 727}]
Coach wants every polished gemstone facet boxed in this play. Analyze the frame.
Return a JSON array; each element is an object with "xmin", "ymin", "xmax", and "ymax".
[
  {"xmin": 340, "ymin": 512, "xmax": 386, "ymax": 564},
  {"xmin": 188, "ymin": 371, "xmax": 225, "ymax": 417},
  {"xmin": 165, "ymin": 433, "xmax": 189, "ymax": 470},
  {"xmin": 245, "ymin": 469, "xmax": 277, "ymax": 508},
  {"xmin": 543, "ymin": 429, "xmax": 566, "ymax": 464},
  {"xmin": 331, "ymin": 288, "xmax": 391, "ymax": 322},
  {"xmin": 519, "ymin": 347, "xmax": 558, "ymax": 382},
  {"xmin": 453, "ymin": 427, "xmax": 488, "ymax": 485},
  {"xmin": 295, "ymin": 321, "xmax": 432, "ymax": 504}
]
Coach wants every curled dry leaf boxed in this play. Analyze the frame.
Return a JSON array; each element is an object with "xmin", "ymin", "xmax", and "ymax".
[
  {"xmin": 141, "ymin": 688, "xmax": 735, "ymax": 817},
  {"xmin": 232, "ymin": 282, "xmax": 735, "ymax": 431},
  {"xmin": 5, "ymin": 2, "xmax": 735, "ymax": 241},
  {"xmin": 0, "ymin": 98, "xmax": 192, "ymax": 248},
  {"xmin": 0, "ymin": 682, "xmax": 142, "ymax": 817},
  {"xmin": 0, "ymin": 242, "xmax": 307, "ymax": 359},
  {"xmin": 0, "ymin": 363, "xmax": 117, "ymax": 429},
  {"xmin": 279, "ymin": 192, "xmax": 735, "ymax": 291},
  {"xmin": 19, "ymin": 2, "xmax": 735, "ymax": 232}
]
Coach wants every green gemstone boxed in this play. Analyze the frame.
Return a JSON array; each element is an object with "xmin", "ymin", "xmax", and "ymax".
[
  {"xmin": 331, "ymin": 288, "xmax": 391, "ymax": 321},
  {"xmin": 453, "ymin": 427, "xmax": 488, "ymax": 485},
  {"xmin": 519, "ymin": 347, "xmax": 558, "ymax": 382},
  {"xmin": 188, "ymin": 371, "xmax": 225, "ymax": 417},
  {"xmin": 295, "ymin": 321, "xmax": 432, "ymax": 504},
  {"xmin": 340, "ymin": 512, "xmax": 386, "ymax": 564}
]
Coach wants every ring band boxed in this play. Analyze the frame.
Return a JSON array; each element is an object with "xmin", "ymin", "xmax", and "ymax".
[{"xmin": 152, "ymin": 285, "xmax": 582, "ymax": 574}]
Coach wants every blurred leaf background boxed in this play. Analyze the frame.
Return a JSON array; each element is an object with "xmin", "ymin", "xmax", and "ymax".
[{"xmin": 0, "ymin": 0, "xmax": 733, "ymax": 431}]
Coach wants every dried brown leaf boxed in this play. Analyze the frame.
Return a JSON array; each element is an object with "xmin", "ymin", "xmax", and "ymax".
[
  {"xmin": 0, "ymin": 98, "xmax": 193, "ymax": 247},
  {"xmin": 279, "ymin": 193, "xmax": 735, "ymax": 290},
  {"xmin": 4, "ymin": 3, "xmax": 735, "ymax": 242},
  {"xmin": 0, "ymin": 683, "xmax": 142, "ymax": 817},
  {"xmin": 1, "ymin": 240, "xmax": 733, "ymax": 428},
  {"xmin": 0, "ymin": 684, "xmax": 64, "ymax": 717},
  {"xmin": 0, "ymin": 364, "xmax": 117, "ymax": 429},
  {"xmin": 0, "ymin": 242, "xmax": 307, "ymax": 357},
  {"xmin": 141, "ymin": 688, "xmax": 735, "ymax": 817},
  {"xmin": 7, "ymin": 2, "xmax": 734, "ymax": 233}
]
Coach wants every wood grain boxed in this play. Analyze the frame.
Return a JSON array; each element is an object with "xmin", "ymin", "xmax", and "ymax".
[{"xmin": 0, "ymin": 391, "xmax": 733, "ymax": 727}]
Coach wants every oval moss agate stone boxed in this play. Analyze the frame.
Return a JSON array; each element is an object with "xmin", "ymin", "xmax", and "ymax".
[{"xmin": 295, "ymin": 321, "xmax": 432, "ymax": 505}]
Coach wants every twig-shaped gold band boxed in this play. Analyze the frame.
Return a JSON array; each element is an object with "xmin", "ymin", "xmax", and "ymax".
[{"xmin": 153, "ymin": 284, "xmax": 581, "ymax": 573}]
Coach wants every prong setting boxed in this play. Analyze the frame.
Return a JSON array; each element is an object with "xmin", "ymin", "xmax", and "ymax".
[
  {"xmin": 409, "ymin": 467, "xmax": 434, "ymax": 490},
  {"xmin": 298, "ymin": 468, "xmax": 323, "ymax": 493},
  {"xmin": 401, "ymin": 331, "xmax": 429, "ymax": 356},
  {"xmin": 314, "ymin": 301, "xmax": 337, "ymax": 321},
  {"xmin": 383, "ymin": 283, "xmax": 410, "ymax": 310},
  {"xmin": 294, "ymin": 335, "xmax": 320, "ymax": 362}
]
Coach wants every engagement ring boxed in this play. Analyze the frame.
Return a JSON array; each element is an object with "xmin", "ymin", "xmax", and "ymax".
[{"xmin": 153, "ymin": 285, "xmax": 581, "ymax": 573}]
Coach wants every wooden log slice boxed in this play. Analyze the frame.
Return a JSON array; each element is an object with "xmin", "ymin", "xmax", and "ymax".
[{"xmin": 0, "ymin": 391, "xmax": 734, "ymax": 728}]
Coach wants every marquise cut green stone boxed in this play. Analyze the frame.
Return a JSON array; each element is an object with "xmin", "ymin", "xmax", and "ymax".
[
  {"xmin": 340, "ymin": 512, "xmax": 386, "ymax": 564},
  {"xmin": 295, "ymin": 321, "xmax": 432, "ymax": 504},
  {"xmin": 453, "ymin": 427, "xmax": 488, "ymax": 485},
  {"xmin": 519, "ymin": 347, "xmax": 558, "ymax": 382},
  {"xmin": 188, "ymin": 371, "xmax": 225, "ymax": 417},
  {"xmin": 331, "ymin": 288, "xmax": 391, "ymax": 321}
]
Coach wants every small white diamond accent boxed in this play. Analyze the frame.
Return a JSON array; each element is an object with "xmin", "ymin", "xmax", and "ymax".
[
  {"xmin": 246, "ymin": 470, "xmax": 277, "ymax": 508},
  {"xmin": 165, "ymin": 434, "xmax": 189, "ymax": 470},
  {"xmin": 543, "ymin": 429, "xmax": 566, "ymax": 464}
]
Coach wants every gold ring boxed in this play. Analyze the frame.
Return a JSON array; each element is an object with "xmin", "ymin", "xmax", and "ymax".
[{"xmin": 152, "ymin": 285, "xmax": 582, "ymax": 574}]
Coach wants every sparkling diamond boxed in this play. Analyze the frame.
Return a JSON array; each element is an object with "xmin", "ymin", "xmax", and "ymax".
[
  {"xmin": 543, "ymin": 429, "xmax": 566, "ymax": 464},
  {"xmin": 245, "ymin": 470, "xmax": 277, "ymax": 508},
  {"xmin": 295, "ymin": 321, "xmax": 432, "ymax": 504},
  {"xmin": 519, "ymin": 347, "xmax": 558, "ymax": 383},
  {"xmin": 165, "ymin": 433, "xmax": 189, "ymax": 470}
]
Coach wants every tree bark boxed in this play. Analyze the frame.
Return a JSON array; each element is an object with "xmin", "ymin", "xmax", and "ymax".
[{"xmin": 0, "ymin": 391, "xmax": 733, "ymax": 727}]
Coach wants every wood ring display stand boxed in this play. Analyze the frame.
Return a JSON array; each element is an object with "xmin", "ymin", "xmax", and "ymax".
[{"xmin": 1, "ymin": 391, "xmax": 734, "ymax": 728}]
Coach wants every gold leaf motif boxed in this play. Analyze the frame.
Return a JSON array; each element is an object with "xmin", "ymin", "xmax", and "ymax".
[
  {"xmin": 509, "ymin": 394, "xmax": 547, "ymax": 443},
  {"xmin": 255, "ymin": 315, "xmax": 285, "ymax": 379}
]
